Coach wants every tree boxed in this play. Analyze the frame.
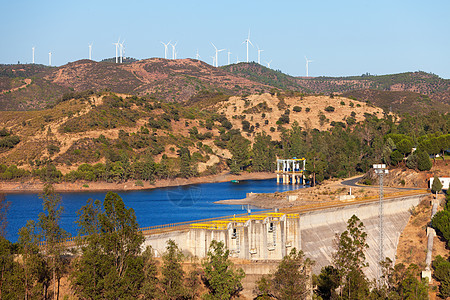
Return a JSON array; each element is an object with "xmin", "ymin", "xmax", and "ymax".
[
  {"xmin": 396, "ymin": 139, "xmax": 413, "ymax": 158},
  {"xmin": 0, "ymin": 193, "xmax": 10, "ymax": 238},
  {"xmin": 431, "ymin": 175, "xmax": 443, "ymax": 198},
  {"xmin": 141, "ymin": 246, "xmax": 161, "ymax": 299},
  {"xmin": 71, "ymin": 193, "xmax": 145, "ymax": 299},
  {"xmin": 332, "ymin": 215, "xmax": 369, "ymax": 299},
  {"xmin": 390, "ymin": 150, "xmax": 403, "ymax": 166},
  {"xmin": 228, "ymin": 135, "xmax": 250, "ymax": 174},
  {"xmin": 314, "ymin": 265, "xmax": 340, "ymax": 300},
  {"xmin": 305, "ymin": 151, "xmax": 327, "ymax": 186},
  {"xmin": 432, "ymin": 255, "xmax": 450, "ymax": 298},
  {"xmin": 252, "ymin": 132, "xmax": 276, "ymax": 172},
  {"xmin": 416, "ymin": 149, "xmax": 432, "ymax": 171},
  {"xmin": 202, "ymin": 240, "xmax": 245, "ymax": 299},
  {"xmin": 255, "ymin": 248, "xmax": 313, "ymax": 300},
  {"xmin": 432, "ymin": 193, "xmax": 450, "ymax": 247},
  {"xmin": 19, "ymin": 220, "xmax": 48, "ymax": 300},
  {"xmin": 161, "ymin": 239, "xmax": 186, "ymax": 299},
  {"xmin": 38, "ymin": 184, "xmax": 69, "ymax": 300},
  {"xmin": 0, "ymin": 236, "xmax": 25, "ymax": 299}
]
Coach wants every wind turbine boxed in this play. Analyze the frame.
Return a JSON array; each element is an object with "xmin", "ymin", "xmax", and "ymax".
[
  {"xmin": 161, "ymin": 41, "xmax": 171, "ymax": 59},
  {"xmin": 195, "ymin": 49, "xmax": 201, "ymax": 60},
  {"xmin": 88, "ymin": 43, "xmax": 93, "ymax": 60},
  {"xmin": 305, "ymin": 56, "xmax": 313, "ymax": 77},
  {"xmin": 266, "ymin": 60, "xmax": 272, "ymax": 68},
  {"xmin": 171, "ymin": 42, "xmax": 177, "ymax": 59},
  {"xmin": 211, "ymin": 42, "xmax": 225, "ymax": 67},
  {"xmin": 257, "ymin": 45, "xmax": 264, "ymax": 64},
  {"xmin": 236, "ymin": 55, "xmax": 240, "ymax": 63},
  {"xmin": 32, "ymin": 46, "xmax": 35, "ymax": 64},
  {"xmin": 227, "ymin": 50, "xmax": 231, "ymax": 65},
  {"xmin": 113, "ymin": 39, "xmax": 120, "ymax": 63},
  {"xmin": 210, "ymin": 56, "xmax": 215, "ymax": 66},
  {"xmin": 242, "ymin": 29, "xmax": 253, "ymax": 63},
  {"xmin": 48, "ymin": 52, "xmax": 52, "ymax": 66},
  {"xmin": 119, "ymin": 40, "xmax": 125, "ymax": 63}
]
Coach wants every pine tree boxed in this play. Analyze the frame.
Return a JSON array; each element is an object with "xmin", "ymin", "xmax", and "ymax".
[
  {"xmin": 71, "ymin": 193, "xmax": 145, "ymax": 299},
  {"xmin": 161, "ymin": 240, "xmax": 186, "ymax": 299},
  {"xmin": 255, "ymin": 248, "xmax": 313, "ymax": 300},
  {"xmin": 332, "ymin": 215, "xmax": 369, "ymax": 299},
  {"xmin": 202, "ymin": 240, "xmax": 245, "ymax": 299},
  {"xmin": 38, "ymin": 183, "xmax": 69, "ymax": 300},
  {"xmin": 431, "ymin": 175, "xmax": 443, "ymax": 198}
]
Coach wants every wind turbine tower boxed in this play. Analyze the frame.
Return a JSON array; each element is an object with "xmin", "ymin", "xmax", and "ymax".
[
  {"xmin": 211, "ymin": 42, "xmax": 225, "ymax": 67},
  {"xmin": 113, "ymin": 39, "xmax": 119, "ymax": 63},
  {"xmin": 227, "ymin": 50, "xmax": 232, "ymax": 65},
  {"xmin": 242, "ymin": 30, "xmax": 253, "ymax": 63},
  {"xmin": 48, "ymin": 52, "xmax": 52, "ymax": 66},
  {"xmin": 119, "ymin": 40, "xmax": 125, "ymax": 63},
  {"xmin": 266, "ymin": 60, "xmax": 272, "ymax": 68},
  {"xmin": 88, "ymin": 43, "xmax": 93, "ymax": 60},
  {"xmin": 161, "ymin": 41, "xmax": 170, "ymax": 59},
  {"xmin": 257, "ymin": 46, "xmax": 264, "ymax": 64},
  {"xmin": 305, "ymin": 56, "xmax": 314, "ymax": 77},
  {"xmin": 171, "ymin": 42, "xmax": 177, "ymax": 59},
  {"xmin": 32, "ymin": 47, "xmax": 35, "ymax": 64}
]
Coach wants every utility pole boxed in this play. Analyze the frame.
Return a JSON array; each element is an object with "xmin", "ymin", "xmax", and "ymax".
[{"xmin": 373, "ymin": 164, "xmax": 388, "ymax": 287}]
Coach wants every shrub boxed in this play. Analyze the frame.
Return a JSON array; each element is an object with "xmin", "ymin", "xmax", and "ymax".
[
  {"xmin": 293, "ymin": 106, "xmax": 302, "ymax": 112},
  {"xmin": 324, "ymin": 106, "xmax": 335, "ymax": 112}
]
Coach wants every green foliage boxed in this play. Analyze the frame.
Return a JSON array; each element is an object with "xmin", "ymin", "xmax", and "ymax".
[
  {"xmin": 293, "ymin": 105, "xmax": 302, "ymax": 112},
  {"xmin": 314, "ymin": 265, "xmax": 340, "ymax": 299},
  {"xmin": 38, "ymin": 184, "xmax": 70, "ymax": 300},
  {"xmin": 431, "ymin": 175, "xmax": 443, "ymax": 194},
  {"xmin": 228, "ymin": 135, "xmax": 250, "ymax": 174},
  {"xmin": 0, "ymin": 135, "xmax": 20, "ymax": 148},
  {"xmin": 202, "ymin": 240, "xmax": 245, "ymax": 299},
  {"xmin": 432, "ymin": 193, "xmax": 450, "ymax": 247},
  {"xmin": 324, "ymin": 106, "xmax": 335, "ymax": 112},
  {"xmin": 71, "ymin": 192, "xmax": 145, "ymax": 299},
  {"xmin": 0, "ymin": 236, "xmax": 25, "ymax": 299},
  {"xmin": 252, "ymin": 132, "xmax": 276, "ymax": 172},
  {"xmin": 433, "ymin": 255, "xmax": 450, "ymax": 298},
  {"xmin": 255, "ymin": 248, "xmax": 312, "ymax": 300},
  {"xmin": 390, "ymin": 150, "xmax": 403, "ymax": 166},
  {"xmin": 396, "ymin": 139, "xmax": 413, "ymax": 157},
  {"xmin": 416, "ymin": 150, "xmax": 432, "ymax": 171},
  {"xmin": 333, "ymin": 215, "xmax": 369, "ymax": 299},
  {"xmin": 161, "ymin": 240, "xmax": 187, "ymax": 299}
]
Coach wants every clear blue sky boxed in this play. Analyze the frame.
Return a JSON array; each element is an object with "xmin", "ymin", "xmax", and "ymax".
[{"xmin": 2, "ymin": 0, "xmax": 449, "ymax": 78}]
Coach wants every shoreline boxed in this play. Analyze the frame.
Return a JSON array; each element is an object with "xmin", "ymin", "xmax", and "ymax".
[{"xmin": 0, "ymin": 172, "xmax": 277, "ymax": 194}]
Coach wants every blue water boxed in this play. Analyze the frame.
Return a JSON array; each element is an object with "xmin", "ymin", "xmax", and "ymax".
[{"xmin": 4, "ymin": 178, "xmax": 303, "ymax": 242}]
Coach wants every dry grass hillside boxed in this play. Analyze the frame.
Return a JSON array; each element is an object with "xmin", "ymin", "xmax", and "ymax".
[{"xmin": 215, "ymin": 93, "xmax": 383, "ymax": 141}]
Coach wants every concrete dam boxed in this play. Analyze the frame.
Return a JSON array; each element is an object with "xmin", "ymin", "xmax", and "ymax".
[{"xmin": 141, "ymin": 191, "xmax": 427, "ymax": 278}]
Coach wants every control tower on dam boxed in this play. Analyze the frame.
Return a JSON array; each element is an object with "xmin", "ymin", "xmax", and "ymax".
[
  {"xmin": 276, "ymin": 158, "xmax": 306, "ymax": 184},
  {"xmin": 141, "ymin": 191, "xmax": 428, "ymax": 279}
]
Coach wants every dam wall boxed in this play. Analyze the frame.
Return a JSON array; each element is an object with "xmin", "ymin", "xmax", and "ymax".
[{"xmin": 142, "ymin": 194, "xmax": 426, "ymax": 279}]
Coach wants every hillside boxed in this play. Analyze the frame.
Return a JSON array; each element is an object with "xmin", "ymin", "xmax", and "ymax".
[
  {"xmin": 2, "ymin": 59, "xmax": 450, "ymax": 113},
  {"xmin": 0, "ymin": 91, "xmax": 381, "ymax": 174},
  {"xmin": 0, "ymin": 59, "xmax": 271, "ymax": 110},
  {"xmin": 222, "ymin": 63, "xmax": 450, "ymax": 114}
]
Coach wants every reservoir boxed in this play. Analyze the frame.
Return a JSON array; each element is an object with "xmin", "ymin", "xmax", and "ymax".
[{"xmin": 4, "ymin": 178, "xmax": 303, "ymax": 242}]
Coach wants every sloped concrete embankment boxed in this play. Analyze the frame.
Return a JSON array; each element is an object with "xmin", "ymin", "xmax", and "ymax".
[{"xmin": 300, "ymin": 194, "xmax": 425, "ymax": 279}]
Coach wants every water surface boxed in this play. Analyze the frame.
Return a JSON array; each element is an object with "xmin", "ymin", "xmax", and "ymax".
[{"xmin": 5, "ymin": 178, "xmax": 303, "ymax": 242}]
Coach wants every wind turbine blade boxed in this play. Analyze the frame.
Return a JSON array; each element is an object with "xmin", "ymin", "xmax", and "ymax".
[{"xmin": 248, "ymin": 40, "xmax": 253, "ymax": 46}]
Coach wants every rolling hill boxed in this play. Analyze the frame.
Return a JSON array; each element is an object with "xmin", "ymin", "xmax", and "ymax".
[{"xmin": 1, "ymin": 59, "xmax": 449, "ymax": 114}]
